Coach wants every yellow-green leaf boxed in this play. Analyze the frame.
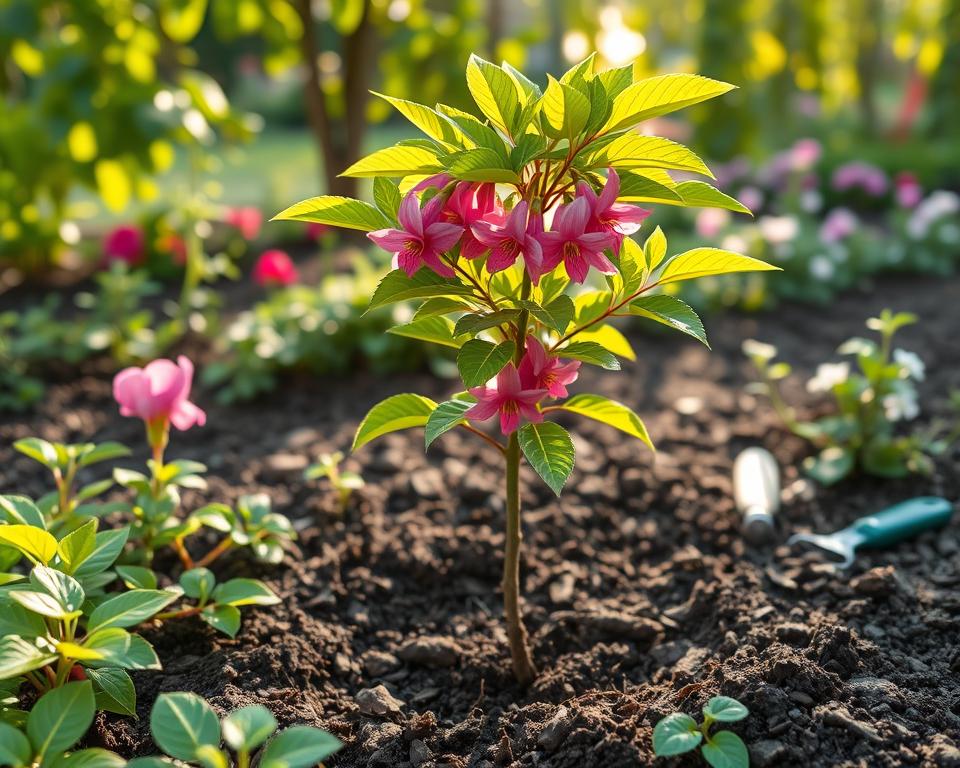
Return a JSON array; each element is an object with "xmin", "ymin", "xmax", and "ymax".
[
  {"xmin": 576, "ymin": 324, "xmax": 636, "ymax": 361},
  {"xmin": 541, "ymin": 75, "xmax": 590, "ymax": 140},
  {"xmin": 341, "ymin": 145, "xmax": 443, "ymax": 178},
  {"xmin": 556, "ymin": 394, "xmax": 654, "ymax": 451},
  {"xmin": 387, "ymin": 317, "xmax": 463, "ymax": 349},
  {"xmin": 272, "ymin": 195, "xmax": 391, "ymax": 231},
  {"xmin": 373, "ymin": 92, "xmax": 464, "ymax": 147},
  {"xmin": 95, "ymin": 159, "xmax": 131, "ymax": 213},
  {"xmin": 658, "ymin": 248, "xmax": 780, "ymax": 285},
  {"xmin": 602, "ymin": 74, "xmax": 736, "ymax": 133},
  {"xmin": 159, "ymin": 0, "xmax": 209, "ymax": 42},
  {"xmin": 466, "ymin": 54, "xmax": 523, "ymax": 135},
  {"xmin": 353, "ymin": 394, "xmax": 437, "ymax": 451},
  {"xmin": 0, "ymin": 525, "xmax": 58, "ymax": 565},
  {"xmin": 587, "ymin": 134, "xmax": 713, "ymax": 178}
]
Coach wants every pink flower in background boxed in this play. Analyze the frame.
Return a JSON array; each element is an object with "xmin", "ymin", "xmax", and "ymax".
[
  {"xmin": 103, "ymin": 225, "xmax": 145, "ymax": 266},
  {"xmin": 576, "ymin": 169, "xmax": 650, "ymax": 252},
  {"xmin": 539, "ymin": 197, "xmax": 616, "ymax": 283},
  {"xmin": 113, "ymin": 356, "xmax": 206, "ymax": 433},
  {"xmin": 253, "ymin": 249, "xmax": 299, "ymax": 287},
  {"xmin": 790, "ymin": 138, "xmax": 822, "ymax": 172},
  {"xmin": 832, "ymin": 162, "xmax": 888, "ymax": 196},
  {"xmin": 368, "ymin": 192, "xmax": 463, "ymax": 278},
  {"xmin": 226, "ymin": 207, "xmax": 263, "ymax": 240},
  {"xmin": 694, "ymin": 208, "xmax": 730, "ymax": 239},
  {"xmin": 445, "ymin": 183, "xmax": 501, "ymax": 260},
  {"xmin": 306, "ymin": 222, "xmax": 329, "ymax": 240},
  {"xmin": 472, "ymin": 200, "xmax": 543, "ymax": 281},
  {"xmin": 465, "ymin": 362, "xmax": 547, "ymax": 435},
  {"xmin": 819, "ymin": 208, "xmax": 858, "ymax": 244},
  {"xmin": 895, "ymin": 172, "xmax": 923, "ymax": 209},
  {"xmin": 737, "ymin": 186, "xmax": 764, "ymax": 213},
  {"xmin": 518, "ymin": 337, "xmax": 580, "ymax": 399}
]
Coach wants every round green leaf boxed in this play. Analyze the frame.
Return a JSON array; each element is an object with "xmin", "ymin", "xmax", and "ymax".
[
  {"xmin": 652, "ymin": 712, "xmax": 702, "ymax": 757},
  {"xmin": 150, "ymin": 692, "xmax": 221, "ymax": 761},
  {"xmin": 180, "ymin": 568, "xmax": 216, "ymax": 602},
  {"xmin": 222, "ymin": 705, "xmax": 277, "ymax": 752},
  {"xmin": 703, "ymin": 696, "xmax": 749, "ymax": 723},
  {"xmin": 0, "ymin": 721, "xmax": 32, "ymax": 767},
  {"xmin": 27, "ymin": 681, "xmax": 95, "ymax": 757},
  {"xmin": 259, "ymin": 726, "xmax": 342, "ymax": 768},
  {"xmin": 201, "ymin": 604, "xmax": 241, "ymax": 638},
  {"xmin": 57, "ymin": 747, "xmax": 127, "ymax": 768},
  {"xmin": 702, "ymin": 731, "xmax": 749, "ymax": 768}
]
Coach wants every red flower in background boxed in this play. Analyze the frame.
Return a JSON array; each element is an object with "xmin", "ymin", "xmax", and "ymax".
[
  {"xmin": 306, "ymin": 222, "xmax": 329, "ymax": 240},
  {"xmin": 103, "ymin": 225, "xmax": 145, "ymax": 267},
  {"xmin": 226, "ymin": 206, "xmax": 263, "ymax": 240},
  {"xmin": 253, "ymin": 249, "xmax": 299, "ymax": 287}
]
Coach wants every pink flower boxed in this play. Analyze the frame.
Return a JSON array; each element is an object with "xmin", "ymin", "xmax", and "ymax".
[
  {"xmin": 539, "ymin": 197, "xmax": 616, "ymax": 283},
  {"xmin": 790, "ymin": 138, "xmax": 822, "ymax": 171},
  {"xmin": 465, "ymin": 362, "xmax": 547, "ymax": 435},
  {"xmin": 411, "ymin": 173, "xmax": 453, "ymax": 193},
  {"xmin": 103, "ymin": 225, "xmax": 144, "ymax": 267},
  {"xmin": 471, "ymin": 200, "xmax": 544, "ymax": 282},
  {"xmin": 895, "ymin": 172, "xmax": 922, "ymax": 209},
  {"xmin": 253, "ymin": 250, "xmax": 299, "ymax": 287},
  {"xmin": 576, "ymin": 169, "xmax": 650, "ymax": 253},
  {"xmin": 113, "ymin": 356, "xmax": 206, "ymax": 433},
  {"xmin": 445, "ymin": 183, "xmax": 501, "ymax": 260},
  {"xmin": 226, "ymin": 207, "xmax": 263, "ymax": 240},
  {"xmin": 518, "ymin": 337, "xmax": 580, "ymax": 398},
  {"xmin": 368, "ymin": 193, "xmax": 464, "ymax": 278},
  {"xmin": 819, "ymin": 208, "xmax": 858, "ymax": 244},
  {"xmin": 832, "ymin": 162, "xmax": 888, "ymax": 196},
  {"xmin": 694, "ymin": 208, "xmax": 730, "ymax": 239}
]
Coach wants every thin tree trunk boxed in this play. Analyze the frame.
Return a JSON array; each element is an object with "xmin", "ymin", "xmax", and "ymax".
[{"xmin": 341, "ymin": 2, "xmax": 373, "ymax": 186}]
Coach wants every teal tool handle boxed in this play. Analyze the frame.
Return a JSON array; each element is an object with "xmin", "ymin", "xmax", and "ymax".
[{"xmin": 848, "ymin": 497, "xmax": 953, "ymax": 548}]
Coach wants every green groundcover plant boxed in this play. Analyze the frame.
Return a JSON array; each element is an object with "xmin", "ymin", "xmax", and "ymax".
[
  {"xmin": 653, "ymin": 696, "xmax": 749, "ymax": 767},
  {"xmin": 274, "ymin": 53, "xmax": 778, "ymax": 683},
  {"xmin": 745, "ymin": 310, "xmax": 960, "ymax": 484}
]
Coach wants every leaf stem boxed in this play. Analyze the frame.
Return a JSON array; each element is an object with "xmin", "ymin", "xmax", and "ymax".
[
  {"xmin": 550, "ymin": 279, "xmax": 662, "ymax": 351},
  {"xmin": 460, "ymin": 423, "xmax": 506, "ymax": 455}
]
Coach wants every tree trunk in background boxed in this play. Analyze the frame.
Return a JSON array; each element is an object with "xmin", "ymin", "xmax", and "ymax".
[
  {"xmin": 855, "ymin": 0, "xmax": 882, "ymax": 137},
  {"xmin": 487, "ymin": 0, "xmax": 504, "ymax": 60},
  {"xmin": 342, "ymin": 3, "xmax": 372, "ymax": 183}
]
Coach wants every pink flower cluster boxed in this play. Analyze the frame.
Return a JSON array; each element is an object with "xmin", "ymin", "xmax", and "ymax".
[
  {"xmin": 465, "ymin": 337, "xmax": 581, "ymax": 435},
  {"xmin": 831, "ymin": 162, "xmax": 889, "ymax": 197},
  {"xmin": 368, "ymin": 169, "xmax": 649, "ymax": 285}
]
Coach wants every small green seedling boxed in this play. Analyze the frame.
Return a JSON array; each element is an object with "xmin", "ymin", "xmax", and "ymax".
[
  {"xmin": 187, "ymin": 494, "xmax": 296, "ymax": 567},
  {"xmin": 0, "ymin": 681, "xmax": 125, "ymax": 768},
  {"xmin": 305, "ymin": 452, "xmax": 365, "ymax": 512},
  {"xmin": 129, "ymin": 692, "xmax": 341, "ymax": 768},
  {"xmin": 653, "ymin": 696, "xmax": 749, "ymax": 768},
  {"xmin": 13, "ymin": 437, "xmax": 130, "ymax": 528}
]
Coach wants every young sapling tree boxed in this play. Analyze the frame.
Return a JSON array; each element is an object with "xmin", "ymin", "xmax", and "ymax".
[
  {"xmin": 274, "ymin": 54, "xmax": 778, "ymax": 683},
  {"xmin": 305, "ymin": 451, "xmax": 365, "ymax": 512}
]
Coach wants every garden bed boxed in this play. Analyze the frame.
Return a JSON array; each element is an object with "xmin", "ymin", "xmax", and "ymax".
[{"xmin": 2, "ymin": 273, "xmax": 959, "ymax": 767}]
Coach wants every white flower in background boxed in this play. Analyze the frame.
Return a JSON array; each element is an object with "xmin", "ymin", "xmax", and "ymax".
[
  {"xmin": 908, "ymin": 190, "xmax": 960, "ymax": 239},
  {"xmin": 883, "ymin": 389, "xmax": 919, "ymax": 422},
  {"xmin": 810, "ymin": 255, "xmax": 834, "ymax": 280},
  {"xmin": 801, "ymin": 189, "xmax": 823, "ymax": 213},
  {"xmin": 758, "ymin": 215, "xmax": 799, "ymax": 245},
  {"xmin": 807, "ymin": 362, "xmax": 849, "ymax": 393},
  {"xmin": 893, "ymin": 349, "xmax": 925, "ymax": 381},
  {"xmin": 742, "ymin": 339, "xmax": 778, "ymax": 361},
  {"xmin": 721, "ymin": 233, "xmax": 749, "ymax": 254}
]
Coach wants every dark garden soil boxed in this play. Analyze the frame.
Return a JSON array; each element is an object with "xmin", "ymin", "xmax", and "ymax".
[{"xmin": 3, "ymin": 274, "xmax": 960, "ymax": 767}]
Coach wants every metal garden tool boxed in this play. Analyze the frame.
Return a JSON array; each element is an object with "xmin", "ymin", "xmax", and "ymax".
[
  {"xmin": 787, "ymin": 496, "xmax": 954, "ymax": 569},
  {"xmin": 733, "ymin": 447, "xmax": 780, "ymax": 545}
]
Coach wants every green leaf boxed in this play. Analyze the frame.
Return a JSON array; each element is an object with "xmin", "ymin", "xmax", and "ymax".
[
  {"xmin": 597, "ymin": 63, "xmax": 633, "ymax": 98},
  {"xmin": 115, "ymin": 566, "xmax": 158, "ymax": 590},
  {"xmin": 24, "ymin": 566, "xmax": 86, "ymax": 617},
  {"xmin": 465, "ymin": 54, "xmax": 523, "ymax": 136},
  {"xmin": 644, "ymin": 226, "xmax": 668, "ymax": 271},
  {"xmin": 541, "ymin": 75, "xmax": 591, "ymax": 141},
  {"xmin": 74, "ymin": 528, "xmax": 129, "ymax": 578},
  {"xmin": 159, "ymin": 0, "xmax": 208, "ymax": 42},
  {"xmin": 0, "ymin": 525, "xmax": 57, "ymax": 565},
  {"xmin": 0, "ymin": 596, "xmax": 47, "ymax": 637},
  {"xmin": 54, "ymin": 747, "xmax": 127, "ymax": 768},
  {"xmin": 652, "ymin": 712, "xmax": 702, "ymax": 757},
  {"xmin": 576, "ymin": 324, "xmax": 635, "ymax": 362},
  {"xmin": 373, "ymin": 92, "xmax": 464, "ymax": 147},
  {"xmin": 367, "ymin": 269, "xmax": 474, "ymax": 313},
  {"xmin": 150, "ymin": 693, "xmax": 221, "ymax": 762},
  {"xmin": 372, "ymin": 177, "xmax": 402, "ymax": 222},
  {"xmin": 702, "ymin": 731, "xmax": 749, "ymax": 768},
  {"xmin": 86, "ymin": 667, "xmax": 137, "ymax": 719},
  {"xmin": 0, "ymin": 721, "xmax": 31, "ymax": 767},
  {"xmin": 674, "ymin": 181, "xmax": 752, "ymax": 214},
  {"xmin": 412, "ymin": 296, "xmax": 473, "ymax": 320},
  {"xmin": 77, "ymin": 442, "xmax": 131, "ymax": 468},
  {"xmin": 629, "ymin": 295, "xmax": 708, "ymax": 347},
  {"xmin": 555, "ymin": 394, "xmax": 654, "ymax": 451},
  {"xmin": 453, "ymin": 310, "xmax": 519, "ymax": 337},
  {"xmin": 28, "ymin": 681, "xmax": 95, "ymax": 757},
  {"xmin": 703, "ymin": 697, "xmax": 749, "ymax": 723},
  {"xmin": 87, "ymin": 589, "xmax": 179, "ymax": 632},
  {"xmin": 603, "ymin": 73, "xmax": 735, "ymax": 133},
  {"xmin": 76, "ymin": 479, "xmax": 115, "ymax": 503},
  {"xmin": 259, "ymin": 726, "xmax": 343, "ymax": 768},
  {"xmin": 519, "ymin": 295, "xmax": 574, "ymax": 333},
  {"xmin": 222, "ymin": 706, "xmax": 277, "ymax": 752},
  {"xmin": 57, "ymin": 519, "xmax": 98, "ymax": 574},
  {"xmin": 657, "ymin": 248, "xmax": 779, "ymax": 285},
  {"xmin": 387, "ymin": 316, "xmax": 462, "ymax": 349},
  {"xmin": 556, "ymin": 341, "xmax": 620, "ymax": 370},
  {"xmin": 352, "ymin": 394, "xmax": 437, "ymax": 451},
  {"xmin": 13, "ymin": 438, "xmax": 58, "ymax": 468},
  {"xmin": 457, "ymin": 339, "xmax": 514, "ymax": 388},
  {"xmin": 587, "ymin": 134, "xmax": 712, "ymax": 177},
  {"xmin": 0, "ymin": 496, "xmax": 46, "ymax": 529},
  {"xmin": 446, "ymin": 148, "xmax": 521, "ymax": 184},
  {"xmin": 201, "ymin": 604, "xmax": 241, "ymax": 638},
  {"xmin": 340, "ymin": 145, "xmax": 442, "ymax": 178},
  {"xmin": 518, "ymin": 422, "xmax": 575, "ymax": 496},
  {"xmin": 425, "ymin": 398, "xmax": 476, "ymax": 449},
  {"xmin": 127, "ymin": 759, "xmax": 178, "ymax": 768},
  {"xmin": 802, "ymin": 446, "xmax": 855, "ymax": 486},
  {"xmin": 211, "ymin": 578, "xmax": 280, "ymax": 607},
  {"xmin": 0, "ymin": 635, "xmax": 58, "ymax": 680},
  {"xmin": 271, "ymin": 196, "xmax": 391, "ymax": 232},
  {"xmin": 180, "ymin": 568, "xmax": 216, "ymax": 602},
  {"xmin": 615, "ymin": 172, "xmax": 684, "ymax": 204}
]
